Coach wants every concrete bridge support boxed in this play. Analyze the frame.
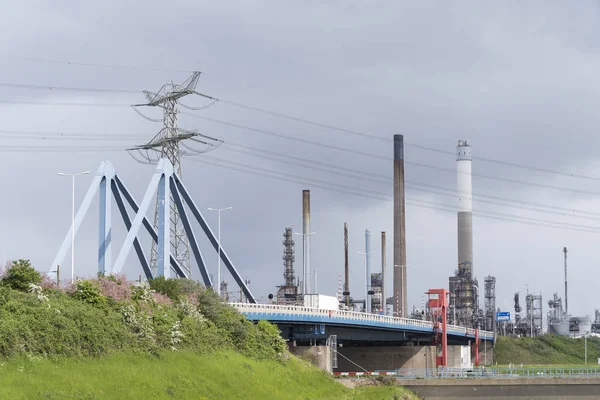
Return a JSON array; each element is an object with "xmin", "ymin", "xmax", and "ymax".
[
  {"xmin": 289, "ymin": 345, "xmax": 332, "ymax": 373},
  {"xmin": 476, "ymin": 339, "xmax": 494, "ymax": 366},
  {"xmin": 330, "ymin": 345, "xmax": 489, "ymax": 372}
]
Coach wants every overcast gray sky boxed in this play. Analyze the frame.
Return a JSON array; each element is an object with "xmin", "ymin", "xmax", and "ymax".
[{"xmin": 1, "ymin": 1, "xmax": 600, "ymax": 322}]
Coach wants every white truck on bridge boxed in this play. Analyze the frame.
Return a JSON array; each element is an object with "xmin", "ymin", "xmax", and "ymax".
[{"xmin": 303, "ymin": 294, "xmax": 339, "ymax": 310}]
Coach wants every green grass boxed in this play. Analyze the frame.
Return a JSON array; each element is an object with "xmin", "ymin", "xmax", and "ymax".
[
  {"xmin": 0, "ymin": 350, "xmax": 418, "ymax": 400},
  {"xmin": 494, "ymin": 334, "xmax": 600, "ymax": 365}
]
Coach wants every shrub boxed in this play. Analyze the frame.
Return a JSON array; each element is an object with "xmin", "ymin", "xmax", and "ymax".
[
  {"xmin": 93, "ymin": 273, "xmax": 132, "ymax": 302},
  {"xmin": 72, "ymin": 280, "xmax": 107, "ymax": 308},
  {"xmin": 0, "ymin": 290, "xmax": 138, "ymax": 358},
  {"xmin": 2, "ymin": 259, "xmax": 41, "ymax": 291},
  {"xmin": 148, "ymin": 276, "xmax": 182, "ymax": 300}
]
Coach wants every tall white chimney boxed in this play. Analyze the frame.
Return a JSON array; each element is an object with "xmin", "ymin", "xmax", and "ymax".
[{"xmin": 457, "ymin": 140, "xmax": 473, "ymax": 277}]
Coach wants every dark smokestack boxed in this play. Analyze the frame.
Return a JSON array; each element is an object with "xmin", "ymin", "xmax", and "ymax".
[
  {"xmin": 381, "ymin": 231, "xmax": 386, "ymax": 314},
  {"xmin": 393, "ymin": 134, "xmax": 407, "ymax": 317},
  {"xmin": 302, "ymin": 190, "xmax": 311, "ymax": 294},
  {"xmin": 344, "ymin": 223, "xmax": 350, "ymax": 307}
]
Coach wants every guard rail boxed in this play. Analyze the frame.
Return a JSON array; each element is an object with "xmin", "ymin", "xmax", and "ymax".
[{"xmin": 229, "ymin": 302, "xmax": 494, "ymax": 340}]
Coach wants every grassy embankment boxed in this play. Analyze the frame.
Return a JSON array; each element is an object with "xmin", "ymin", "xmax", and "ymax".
[
  {"xmin": 0, "ymin": 260, "xmax": 418, "ymax": 399},
  {"xmin": 494, "ymin": 334, "xmax": 600, "ymax": 367},
  {"xmin": 0, "ymin": 350, "xmax": 417, "ymax": 400}
]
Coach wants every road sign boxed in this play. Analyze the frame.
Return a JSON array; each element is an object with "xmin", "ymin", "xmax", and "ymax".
[{"xmin": 496, "ymin": 311, "xmax": 510, "ymax": 321}]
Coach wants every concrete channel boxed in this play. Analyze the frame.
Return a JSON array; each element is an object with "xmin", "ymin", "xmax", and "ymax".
[{"xmin": 401, "ymin": 377, "xmax": 600, "ymax": 399}]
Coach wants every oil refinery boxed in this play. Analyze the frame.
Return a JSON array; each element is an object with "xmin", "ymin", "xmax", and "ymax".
[{"xmin": 238, "ymin": 137, "xmax": 599, "ymax": 340}]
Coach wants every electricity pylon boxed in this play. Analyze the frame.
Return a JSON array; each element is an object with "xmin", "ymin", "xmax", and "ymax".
[{"xmin": 128, "ymin": 71, "xmax": 222, "ymax": 277}]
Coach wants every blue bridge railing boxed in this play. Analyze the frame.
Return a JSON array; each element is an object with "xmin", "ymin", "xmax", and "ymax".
[{"xmin": 230, "ymin": 302, "xmax": 495, "ymax": 341}]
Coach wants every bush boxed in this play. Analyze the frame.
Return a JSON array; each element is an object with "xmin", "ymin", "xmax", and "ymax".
[
  {"xmin": 148, "ymin": 276, "xmax": 182, "ymax": 300},
  {"xmin": 0, "ymin": 271, "xmax": 291, "ymax": 363},
  {"xmin": 72, "ymin": 280, "xmax": 107, "ymax": 308},
  {"xmin": 2, "ymin": 259, "xmax": 41, "ymax": 291},
  {"xmin": 0, "ymin": 290, "xmax": 138, "ymax": 358},
  {"xmin": 196, "ymin": 289, "xmax": 288, "ymax": 359}
]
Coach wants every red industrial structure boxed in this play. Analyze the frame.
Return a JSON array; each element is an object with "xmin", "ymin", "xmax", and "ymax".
[
  {"xmin": 426, "ymin": 288, "xmax": 449, "ymax": 367},
  {"xmin": 472, "ymin": 328, "xmax": 480, "ymax": 367}
]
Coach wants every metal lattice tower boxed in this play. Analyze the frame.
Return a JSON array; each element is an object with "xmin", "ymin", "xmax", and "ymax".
[
  {"xmin": 484, "ymin": 275, "xmax": 496, "ymax": 333},
  {"xmin": 128, "ymin": 72, "xmax": 222, "ymax": 277},
  {"xmin": 283, "ymin": 227, "xmax": 295, "ymax": 286},
  {"xmin": 526, "ymin": 293, "xmax": 543, "ymax": 337}
]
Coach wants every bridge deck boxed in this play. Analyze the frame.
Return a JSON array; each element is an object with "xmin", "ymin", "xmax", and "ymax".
[{"xmin": 230, "ymin": 302, "xmax": 494, "ymax": 342}]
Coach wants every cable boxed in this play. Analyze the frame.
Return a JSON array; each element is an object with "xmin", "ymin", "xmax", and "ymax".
[
  {"xmin": 0, "ymin": 130, "xmax": 145, "ymax": 141},
  {"xmin": 183, "ymin": 112, "xmax": 600, "ymax": 197},
  {"xmin": 0, "ymin": 82, "xmax": 141, "ymax": 94},
  {"xmin": 220, "ymin": 144, "xmax": 600, "ymax": 220},
  {"xmin": 2, "ymin": 124, "xmax": 599, "ymax": 217},
  {"xmin": 2, "ymin": 81, "xmax": 595, "ymax": 181},
  {"xmin": 202, "ymin": 96, "xmax": 600, "ymax": 182},
  {"xmin": 1, "ymin": 80, "xmax": 595, "ymax": 181},
  {"xmin": 0, "ymin": 99, "xmax": 131, "ymax": 107},
  {"xmin": 0, "ymin": 146, "xmax": 125, "ymax": 153},
  {"xmin": 0, "ymin": 55, "xmax": 194, "ymax": 73},
  {"xmin": 188, "ymin": 156, "xmax": 600, "ymax": 233}
]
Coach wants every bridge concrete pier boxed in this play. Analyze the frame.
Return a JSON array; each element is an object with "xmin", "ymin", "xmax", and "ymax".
[
  {"xmin": 289, "ymin": 345, "xmax": 332, "ymax": 373},
  {"xmin": 332, "ymin": 345, "xmax": 484, "ymax": 373},
  {"xmin": 335, "ymin": 346, "xmax": 435, "ymax": 372},
  {"xmin": 477, "ymin": 339, "xmax": 494, "ymax": 366}
]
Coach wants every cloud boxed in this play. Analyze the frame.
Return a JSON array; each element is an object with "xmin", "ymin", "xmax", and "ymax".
[{"xmin": 0, "ymin": 1, "xmax": 599, "ymax": 322}]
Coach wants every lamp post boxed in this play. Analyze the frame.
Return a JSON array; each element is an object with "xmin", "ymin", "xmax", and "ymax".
[
  {"xmin": 58, "ymin": 171, "xmax": 89, "ymax": 284},
  {"xmin": 359, "ymin": 251, "xmax": 375, "ymax": 313},
  {"xmin": 585, "ymin": 331, "xmax": 590, "ymax": 364},
  {"xmin": 208, "ymin": 207, "xmax": 232, "ymax": 295},
  {"xmin": 294, "ymin": 231, "xmax": 315, "ymax": 295}
]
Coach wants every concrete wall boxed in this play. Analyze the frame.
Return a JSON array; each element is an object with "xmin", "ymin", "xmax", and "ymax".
[
  {"xmin": 403, "ymin": 378, "xmax": 600, "ymax": 400},
  {"xmin": 293, "ymin": 343, "xmax": 494, "ymax": 373},
  {"xmin": 476, "ymin": 340, "xmax": 494, "ymax": 366},
  {"xmin": 289, "ymin": 345, "xmax": 332, "ymax": 373},
  {"xmin": 334, "ymin": 346, "xmax": 437, "ymax": 372}
]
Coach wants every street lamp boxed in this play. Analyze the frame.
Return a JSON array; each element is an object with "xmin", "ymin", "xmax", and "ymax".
[
  {"xmin": 359, "ymin": 251, "xmax": 375, "ymax": 313},
  {"xmin": 294, "ymin": 230, "xmax": 315, "ymax": 295},
  {"xmin": 208, "ymin": 207, "xmax": 232, "ymax": 295},
  {"xmin": 58, "ymin": 171, "xmax": 89, "ymax": 284},
  {"xmin": 585, "ymin": 331, "xmax": 590, "ymax": 364}
]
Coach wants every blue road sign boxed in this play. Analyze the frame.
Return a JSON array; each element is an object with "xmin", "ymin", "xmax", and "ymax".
[{"xmin": 496, "ymin": 311, "xmax": 510, "ymax": 321}]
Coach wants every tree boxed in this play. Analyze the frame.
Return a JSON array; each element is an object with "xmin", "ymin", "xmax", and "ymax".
[{"xmin": 3, "ymin": 259, "xmax": 41, "ymax": 291}]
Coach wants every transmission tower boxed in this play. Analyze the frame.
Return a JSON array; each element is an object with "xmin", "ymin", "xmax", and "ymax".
[{"xmin": 129, "ymin": 71, "xmax": 222, "ymax": 277}]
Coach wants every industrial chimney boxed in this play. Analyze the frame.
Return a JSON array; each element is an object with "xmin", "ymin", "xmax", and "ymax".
[
  {"xmin": 393, "ymin": 134, "xmax": 407, "ymax": 317},
  {"xmin": 365, "ymin": 229, "xmax": 372, "ymax": 313},
  {"xmin": 456, "ymin": 140, "xmax": 473, "ymax": 277},
  {"xmin": 302, "ymin": 190, "xmax": 311, "ymax": 294},
  {"xmin": 563, "ymin": 246, "xmax": 568, "ymax": 316},
  {"xmin": 344, "ymin": 223, "xmax": 350, "ymax": 307},
  {"xmin": 381, "ymin": 231, "xmax": 386, "ymax": 315}
]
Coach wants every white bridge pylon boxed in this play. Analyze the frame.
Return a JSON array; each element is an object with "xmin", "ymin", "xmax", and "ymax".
[{"xmin": 50, "ymin": 158, "xmax": 255, "ymax": 303}]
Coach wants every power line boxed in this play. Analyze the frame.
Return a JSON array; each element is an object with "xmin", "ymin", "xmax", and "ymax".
[
  {"xmin": 0, "ymin": 99, "xmax": 130, "ymax": 107},
  {"xmin": 187, "ymin": 156, "xmax": 600, "ymax": 234},
  {"xmin": 0, "ymin": 82, "xmax": 140, "ymax": 94},
  {"xmin": 0, "ymin": 129, "xmax": 145, "ymax": 141},
  {"xmin": 0, "ymin": 55, "xmax": 193, "ymax": 73},
  {"xmin": 2, "ymin": 81, "xmax": 596, "ymax": 182},
  {"xmin": 1, "ymin": 80, "xmax": 595, "ymax": 181},
  {"xmin": 200, "ymin": 95, "xmax": 600, "ymax": 182},
  {"xmin": 3, "ymin": 126, "xmax": 599, "ymax": 218},
  {"xmin": 197, "ymin": 155, "xmax": 600, "ymax": 231},
  {"xmin": 183, "ymin": 112, "xmax": 600, "ymax": 197},
  {"xmin": 0, "ymin": 145, "xmax": 125, "ymax": 152},
  {"xmin": 219, "ymin": 144, "xmax": 600, "ymax": 219}
]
